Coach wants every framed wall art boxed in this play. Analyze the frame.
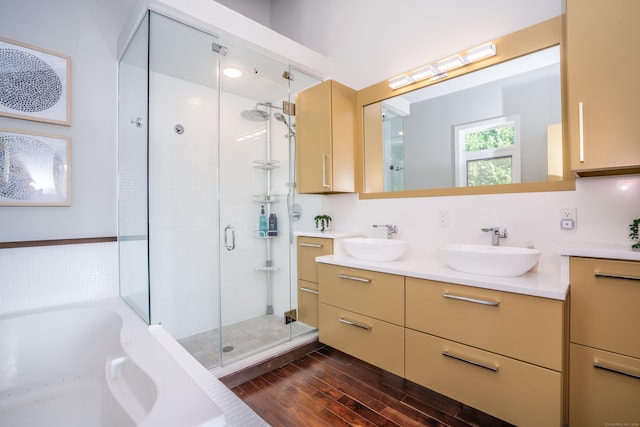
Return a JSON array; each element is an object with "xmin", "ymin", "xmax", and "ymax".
[
  {"xmin": 0, "ymin": 128, "xmax": 71, "ymax": 206},
  {"xmin": 0, "ymin": 37, "xmax": 71, "ymax": 126}
]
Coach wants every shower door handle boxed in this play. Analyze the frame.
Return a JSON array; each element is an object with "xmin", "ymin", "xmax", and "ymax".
[{"xmin": 224, "ymin": 225, "xmax": 236, "ymax": 251}]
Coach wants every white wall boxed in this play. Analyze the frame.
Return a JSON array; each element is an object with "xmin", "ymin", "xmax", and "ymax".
[{"xmin": 0, "ymin": 0, "xmax": 129, "ymax": 241}]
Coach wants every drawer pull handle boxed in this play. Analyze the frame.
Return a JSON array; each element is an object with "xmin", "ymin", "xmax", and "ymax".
[
  {"xmin": 594, "ymin": 360, "xmax": 640, "ymax": 380},
  {"xmin": 300, "ymin": 243, "xmax": 323, "ymax": 248},
  {"xmin": 594, "ymin": 272, "xmax": 640, "ymax": 282},
  {"xmin": 338, "ymin": 274, "xmax": 371, "ymax": 283},
  {"xmin": 338, "ymin": 317, "xmax": 372, "ymax": 331},
  {"xmin": 443, "ymin": 350, "xmax": 499, "ymax": 372},
  {"xmin": 443, "ymin": 293, "xmax": 500, "ymax": 307},
  {"xmin": 300, "ymin": 287, "xmax": 319, "ymax": 295}
]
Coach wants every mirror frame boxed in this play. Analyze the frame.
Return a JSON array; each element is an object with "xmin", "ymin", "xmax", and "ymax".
[{"xmin": 355, "ymin": 16, "xmax": 575, "ymax": 198}]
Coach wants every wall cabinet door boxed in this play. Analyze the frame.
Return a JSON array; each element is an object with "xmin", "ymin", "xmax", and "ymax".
[
  {"xmin": 566, "ymin": 0, "xmax": 640, "ymax": 174},
  {"xmin": 296, "ymin": 80, "xmax": 356, "ymax": 193}
]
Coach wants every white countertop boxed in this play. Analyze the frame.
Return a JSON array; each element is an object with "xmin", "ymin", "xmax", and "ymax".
[
  {"xmin": 316, "ymin": 254, "xmax": 569, "ymax": 300},
  {"xmin": 557, "ymin": 241, "xmax": 640, "ymax": 261},
  {"xmin": 295, "ymin": 230, "xmax": 362, "ymax": 239}
]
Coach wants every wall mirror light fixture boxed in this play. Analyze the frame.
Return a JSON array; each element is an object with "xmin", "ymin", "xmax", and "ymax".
[{"xmin": 357, "ymin": 16, "xmax": 575, "ymax": 198}]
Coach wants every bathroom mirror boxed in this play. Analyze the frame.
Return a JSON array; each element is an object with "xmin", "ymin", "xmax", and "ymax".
[{"xmin": 358, "ymin": 16, "xmax": 575, "ymax": 198}]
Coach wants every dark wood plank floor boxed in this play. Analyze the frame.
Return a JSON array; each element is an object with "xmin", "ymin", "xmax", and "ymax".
[{"xmin": 228, "ymin": 346, "xmax": 514, "ymax": 427}]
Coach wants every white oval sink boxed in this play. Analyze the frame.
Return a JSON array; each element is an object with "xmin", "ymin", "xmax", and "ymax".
[
  {"xmin": 342, "ymin": 237, "xmax": 408, "ymax": 262},
  {"xmin": 438, "ymin": 244, "xmax": 541, "ymax": 277}
]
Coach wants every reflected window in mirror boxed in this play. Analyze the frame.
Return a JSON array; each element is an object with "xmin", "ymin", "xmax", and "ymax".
[{"xmin": 364, "ymin": 45, "xmax": 562, "ymax": 193}]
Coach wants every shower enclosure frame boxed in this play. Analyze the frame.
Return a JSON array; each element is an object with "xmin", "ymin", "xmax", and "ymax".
[{"xmin": 117, "ymin": 9, "xmax": 323, "ymax": 370}]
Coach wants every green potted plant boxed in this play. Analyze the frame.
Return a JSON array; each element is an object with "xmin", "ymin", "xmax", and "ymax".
[
  {"xmin": 629, "ymin": 218, "xmax": 640, "ymax": 251},
  {"xmin": 314, "ymin": 214, "xmax": 332, "ymax": 232}
]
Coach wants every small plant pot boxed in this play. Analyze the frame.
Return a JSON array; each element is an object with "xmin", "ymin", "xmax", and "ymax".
[{"xmin": 314, "ymin": 215, "xmax": 332, "ymax": 233}]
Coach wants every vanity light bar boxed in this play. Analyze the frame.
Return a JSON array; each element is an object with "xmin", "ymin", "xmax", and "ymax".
[{"xmin": 388, "ymin": 42, "xmax": 496, "ymax": 89}]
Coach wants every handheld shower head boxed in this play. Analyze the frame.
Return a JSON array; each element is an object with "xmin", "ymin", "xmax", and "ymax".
[{"xmin": 274, "ymin": 112, "xmax": 295, "ymax": 136}]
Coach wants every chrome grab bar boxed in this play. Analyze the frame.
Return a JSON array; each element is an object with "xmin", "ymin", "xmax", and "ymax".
[
  {"xmin": 339, "ymin": 317, "xmax": 372, "ymax": 331},
  {"xmin": 443, "ymin": 350, "xmax": 499, "ymax": 372},
  {"xmin": 594, "ymin": 272, "xmax": 640, "ymax": 282},
  {"xmin": 338, "ymin": 274, "xmax": 371, "ymax": 283},
  {"xmin": 223, "ymin": 224, "xmax": 236, "ymax": 251},
  {"xmin": 300, "ymin": 287, "xmax": 319, "ymax": 295},
  {"xmin": 443, "ymin": 293, "xmax": 500, "ymax": 307}
]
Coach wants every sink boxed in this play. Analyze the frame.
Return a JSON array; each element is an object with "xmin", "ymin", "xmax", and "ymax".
[
  {"xmin": 438, "ymin": 244, "xmax": 541, "ymax": 277},
  {"xmin": 342, "ymin": 237, "xmax": 408, "ymax": 262}
]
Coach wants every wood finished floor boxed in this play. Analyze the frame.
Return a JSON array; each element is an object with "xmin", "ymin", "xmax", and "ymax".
[{"xmin": 228, "ymin": 346, "xmax": 515, "ymax": 427}]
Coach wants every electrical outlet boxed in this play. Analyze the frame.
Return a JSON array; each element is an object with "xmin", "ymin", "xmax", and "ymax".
[
  {"xmin": 437, "ymin": 209, "xmax": 449, "ymax": 227},
  {"xmin": 560, "ymin": 208, "xmax": 576, "ymax": 230}
]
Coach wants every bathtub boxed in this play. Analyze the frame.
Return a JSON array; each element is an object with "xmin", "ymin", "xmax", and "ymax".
[{"xmin": 0, "ymin": 298, "xmax": 225, "ymax": 427}]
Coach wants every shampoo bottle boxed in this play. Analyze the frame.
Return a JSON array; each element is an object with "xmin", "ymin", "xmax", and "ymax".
[{"xmin": 259, "ymin": 206, "xmax": 268, "ymax": 236}]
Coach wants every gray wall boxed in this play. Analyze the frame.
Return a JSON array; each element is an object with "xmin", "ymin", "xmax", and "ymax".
[
  {"xmin": 0, "ymin": 0, "xmax": 130, "ymax": 241},
  {"xmin": 403, "ymin": 65, "xmax": 561, "ymax": 190}
]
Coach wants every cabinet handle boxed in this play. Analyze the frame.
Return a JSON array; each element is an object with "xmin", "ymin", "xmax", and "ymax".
[
  {"xmin": 578, "ymin": 101, "xmax": 585, "ymax": 163},
  {"xmin": 594, "ymin": 272, "xmax": 640, "ymax": 282},
  {"xmin": 300, "ymin": 287, "xmax": 319, "ymax": 295},
  {"xmin": 339, "ymin": 317, "xmax": 372, "ymax": 331},
  {"xmin": 594, "ymin": 360, "xmax": 640, "ymax": 380},
  {"xmin": 300, "ymin": 243, "xmax": 323, "ymax": 248},
  {"xmin": 443, "ymin": 292, "xmax": 500, "ymax": 307},
  {"xmin": 443, "ymin": 350, "xmax": 499, "ymax": 372},
  {"xmin": 338, "ymin": 274, "xmax": 371, "ymax": 283},
  {"xmin": 322, "ymin": 154, "xmax": 331, "ymax": 188}
]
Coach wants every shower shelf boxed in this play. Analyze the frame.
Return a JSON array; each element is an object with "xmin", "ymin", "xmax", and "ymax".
[
  {"xmin": 254, "ymin": 231, "xmax": 278, "ymax": 239},
  {"xmin": 253, "ymin": 194, "xmax": 280, "ymax": 203},
  {"xmin": 255, "ymin": 266, "xmax": 280, "ymax": 272},
  {"xmin": 253, "ymin": 160, "xmax": 280, "ymax": 170}
]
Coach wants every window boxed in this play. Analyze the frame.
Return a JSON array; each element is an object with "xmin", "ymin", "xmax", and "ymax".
[{"xmin": 454, "ymin": 115, "xmax": 521, "ymax": 187}]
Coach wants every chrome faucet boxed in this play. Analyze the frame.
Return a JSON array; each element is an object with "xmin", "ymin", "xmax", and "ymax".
[
  {"xmin": 373, "ymin": 224, "xmax": 398, "ymax": 239},
  {"xmin": 482, "ymin": 227, "xmax": 507, "ymax": 246}
]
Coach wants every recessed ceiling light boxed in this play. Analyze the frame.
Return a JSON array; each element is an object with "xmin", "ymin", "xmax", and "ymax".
[{"xmin": 223, "ymin": 67, "xmax": 243, "ymax": 78}]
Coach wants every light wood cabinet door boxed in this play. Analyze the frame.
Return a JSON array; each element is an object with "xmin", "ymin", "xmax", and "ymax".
[
  {"xmin": 570, "ymin": 343, "xmax": 640, "ymax": 427},
  {"xmin": 297, "ymin": 280, "xmax": 319, "ymax": 328},
  {"xmin": 406, "ymin": 329, "xmax": 562, "ymax": 427},
  {"xmin": 406, "ymin": 278, "xmax": 564, "ymax": 370},
  {"xmin": 570, "ymin": 257, "xmax": 640, "ymax": 359},
  {"xmin": 297, "ymin": 236, "xmax": 333, "ymax": 283},
  {"xmin": 318, "ymin": 263, "xmax": 404, "ymax": 326},
  {"xmin": 566, "ymin": 0, "xmax": 640, "ymax": 174},
  {"xmin": 296, "ymin": 80, "xmax": 356, "ymax": 193},
  {"xmin": 319, "ymin": 303, "xmax": 404, "ymax": 376}
]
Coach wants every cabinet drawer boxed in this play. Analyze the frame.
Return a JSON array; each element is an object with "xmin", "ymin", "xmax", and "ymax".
[
  {"xmin": 297, "ymin": 237, "xmax": 333, "ymax": 283},
  {"xmin": 406, "ymin": 278, "xmax": 564, "ymax": 370},
  {"xmin": 569, "ymin": 343, "xmax": 640, "ymax": 427},
  {"xmin": 570, "ymin": 257, "xmax": 640, "ymax": 358},
  {"xmin": 318, "ymin": 264, "xmax": 404, "ymax": 325},
  {"xmin": 406, "ymin": 329, "xmax": 562, "ymax": 427},
  {"xmin": 298, "ymin": 280, "xmax": 318, "ymax": 328},
  {"xmin": 319, "ymin": 303, "xmax": 404, "ymax": 376}
]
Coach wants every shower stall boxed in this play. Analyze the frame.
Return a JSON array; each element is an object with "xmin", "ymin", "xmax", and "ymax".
[{"xmin": 117, "ymin": 11, "xmax": 321, "ymax": 369}]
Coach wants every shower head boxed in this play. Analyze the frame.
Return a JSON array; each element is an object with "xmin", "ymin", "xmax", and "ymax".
[
  {"xmin": 274, "ymin": 112, "xmax": 295, "ymax": 136},
  {"xmin": 241, "ymin": 107, "xmax": 269, "ymax": 121}
]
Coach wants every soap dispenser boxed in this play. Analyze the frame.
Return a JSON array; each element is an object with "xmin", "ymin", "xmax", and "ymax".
[{"xmin": 259, "ymin": 206, "xmax": 268, "ymax": 237}]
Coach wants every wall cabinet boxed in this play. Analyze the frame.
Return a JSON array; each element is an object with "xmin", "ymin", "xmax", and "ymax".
[
  {"xmin": 296, "ymin": 236, "xmax": 333, "ymax": 328},
  {"xmin": 296, "ymin": 80, "xmax": 356, "ymax": 194},
  {"xmin": 569, "ymin": 257, "xmax": 640, "ymax": 426},
  {"xmin": 566, "ymin": 0, "xmax": 640, "ymax": 175},
  {"xmin": 405, "ymin": 278, "xmax": 564, "ymax": 427}
]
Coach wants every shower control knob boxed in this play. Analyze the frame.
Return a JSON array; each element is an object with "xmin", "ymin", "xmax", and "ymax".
[{"xmin": 174, "ymin": 124, "xmax": 185, "ymax": 134}]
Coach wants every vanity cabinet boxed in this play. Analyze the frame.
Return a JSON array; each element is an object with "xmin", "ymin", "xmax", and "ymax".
[
  {"xmin": 296, "ymin": 80, "xmax": 356, "ymax": 194},
  {"xmin": 566, "ymin": 0, "xmax": 640, "ymax": 174},
  {"xmin": 405, "ymin": 278, "xmax": 564, "ymax": 427},
  {"xmin": 296, "ymin": 236, "xmax": 333, "ymax": 328},
  {"xmin": 569, "ymin": 257, "xmax": 640, "ymax": 426},
  {"xmin": 317, "ymin": 264, "xmax": 404, "ymax": 376}
]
